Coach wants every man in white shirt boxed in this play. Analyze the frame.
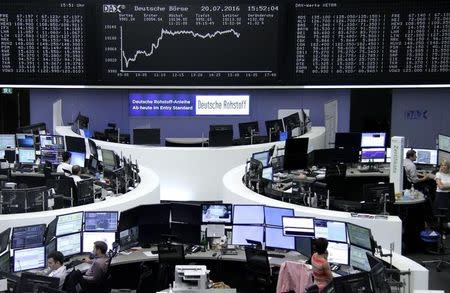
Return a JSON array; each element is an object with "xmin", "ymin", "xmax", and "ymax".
[
  {"xmin": 70, "ymin": 165, "xmax": 83, "ymax": 185},
  {"xmin": 57, "ymin": 151, "xmax": 73, "ymax": 176},
  {"xmin": 47, "ymin": 251, "xmax": 67, "ymax": 289}
]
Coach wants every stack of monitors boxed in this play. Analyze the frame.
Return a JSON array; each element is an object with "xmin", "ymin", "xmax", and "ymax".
[
  {"xmin": 39, "ymin": 135, "xmax": 65, "ymax": 165},
  {"xmin": 347, "ymin": 223, "xmax": 373, "ymax": 271},
  {"xmin": 360, "ymin": 132, "xmax": 386, "ymax": 163},
  {"xmin": 16, "ymin": 134, "xmax": 36, "ymax": 165},
  {"xmin": 0, "ymin": 134, "xmax": 15, "ymax": 160},
  {"xmin": 232, "ymin": 205, "xmax": 264, "ymax": 246},
  {"xmin": 11, "ymin": 224, "xmax": 46, "ymax": 272},
  {"xmin": 83, "ymin": 211, "xmax": 118, "ymax": 253},
  {"xmin": 314, "ymin": 219, "xmax": 349, "ymax": 265},
  {"xmin": 55, "ymin": 212, "xmax": 83, "ymax": 257},
  {"xmin": 264, "ymin": 206, "xmax": 295, "ymax": 250}
]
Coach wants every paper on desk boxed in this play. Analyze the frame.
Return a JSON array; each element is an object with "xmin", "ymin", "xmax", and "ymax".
[
  {"xmin": 120, "ymin": 251, "xmax": 133, "ymax": 255},
  {"xmin": 0, "ymin": 279, "xmax": 7, "ymax": 291},
  {"xmin": 143, "ymin": 251, "xmax": 156, "ymax": 257}
]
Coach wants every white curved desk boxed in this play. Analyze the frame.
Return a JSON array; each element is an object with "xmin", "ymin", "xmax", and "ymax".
[
  {"xmin": 0, "ymin": 166, "xmax": 160, "ymax": 232},
  {"xmin": 56, "ymin": 126, "xmax": 325, "ymax": 201}
]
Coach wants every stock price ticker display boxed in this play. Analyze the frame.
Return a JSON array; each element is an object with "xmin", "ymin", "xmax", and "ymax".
[
  {"xmin": 101, "ymin": 3, "xmax": 280, "ymax": 84},
  {"xmin": 0, "ymin": 1, "xmax": 87, "ymax": 84},
  {"xmin": 294, "ymin": 0, "xmax": 450, "ymax": 85}
]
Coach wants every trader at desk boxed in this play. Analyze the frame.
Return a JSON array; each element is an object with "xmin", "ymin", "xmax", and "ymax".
[
  {"xmin": 404, "ymin": 149, "xmax": 434, "ymax": 193},
  {"xmin": 70, "ymin": 165, "xmax": 83, "ymax": 185},
  {"xmin": 57, "ymin": 151, "xmax": 73, "ymax": 175},
  {"xmin": 47, "ymin": 251, "xmax": 68, "ymax": 290}
]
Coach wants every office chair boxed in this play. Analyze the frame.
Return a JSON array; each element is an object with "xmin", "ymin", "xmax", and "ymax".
[
  {"xmin": 157, "ymin": 243, "xmax": 185, "ymax": 290},
  {"xmin": 47, "ymin": 176, "xmax": 76, "ymax": 209},
  {"xmin": 422, "ymin": 208, "xmax": 450, "ymax": 272},
  {"xmin": 402, "ymin": 167, "xmax": 412, "ymax": 190},
  {"xmin": 244, "ymin": 247, "xmax": 274, "ymax": 293}
]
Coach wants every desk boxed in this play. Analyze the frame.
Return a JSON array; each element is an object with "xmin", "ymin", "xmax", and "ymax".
[
  {"xmin": 165, "ymin": 137, "xmax": 208, "ymax": 147},
  {"xmin": 56, "ymin": 126, "xmax": 325, "ymax": 201},
  {"xmin": 0, "ymin": 166, "xmax": 160, "ymax": 233}
]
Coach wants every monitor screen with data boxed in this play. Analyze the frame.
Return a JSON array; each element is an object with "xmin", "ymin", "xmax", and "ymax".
[
  {"xmin": 361, "ymin": 132, "xmax": 386, "ymax": 148},
  {"xmin": 16, "ymin": 134, "xmax": 34, "ymax": 148},
  {"xmin": 18, "ymin": 149, "xmax": 36, "ymax": 164},
  {"xmin": 411, "ymin": 148, "xmax": 438, "ymax": 165},
  {"xmin": 347, "ymin": 223, "xmax": 372, "ymax": 251},
  {"xmin": 262, "ymin": 167, "xmax": 273, "ymax": 181},
  {"xmin": 231, "ymin": 225, "xmax": 264, "ymax": 246},
  {"xmin": 327, "ymin": 241, "xmax": 349, "ymax": 265},
  {"xmin": 12, "ymin": 224, "xmax": 46, "ymax": 250},
  {"xmin": 265, "ymin": 227, "xmax": 295, "ymax": 250},
  {"xmin": 84, "ymin": 212, "xmax": 118, "ymax": 232},
  {"xmin": 69, "ymin": 151, "xmax": 86, "ymax": 168},
  {"xmin": 201, "ymin": 204, "xmax": 232, "ymax": 224},
  {"xmin": 438, "ymin": 134, "xmax": 450, "ymax": 153},
  {"xmin": 82, "ymin": 232, "xmax": 115, "ymax": 253},
  {"xmin": 264, "ymin": 206, "xmax": 294, "ymax": 227},
  {"xmin": 252, "ymin": 151, "xmax": 270, "ymax": 168},
  {"xmin": 360, "ymin": 148, "xmax": 386, "ymax": 163},
  {"xmin": 13, "ymin": 246, "xmax": 46, "ymax": 272},
  {"xmin": 56, "ymin": 233, "xmax": 81, "ymax": 257},
  {"xmin": 0, "ymin": 134, "xmax": 16, "ymax": 150},
  {"xmin": 350, "ymin": 245, "xmax": 371, "ymax": 272},
  {"xmin": 56, "ymin": 212, "xmax": 83, "ymax": 237},
  {"xmin": 233, "ymin": 205, "xmax": 264, "ymax": 225},
  {"xmin": 282, "ymin": 216, "xmax": 314, "ymax": 237},
  {"xmin": 314, "ymin": 219, "xmax": 347, "ymax": 243}
]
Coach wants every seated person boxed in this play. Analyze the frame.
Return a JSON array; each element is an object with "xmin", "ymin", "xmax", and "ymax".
[
  {"xmin": 47, "ymin": 251, "xmax": 67, "ymax": 290},
  {"xmin": 57, "ymin": 151, "xmax": 73, "ymax": 176},
  {"xmin": 434, "ymin": 160, "xmax": 450, "ymax": 218},
  {"xmin": 404, "ymin": 149, "xmax": 434, "ymax": 191},
  {"xmin": 70, "ymin": 165, "xmax": 83, "ymax": 185},
  {"xmin": 311, "ymin": 238, "xmax": 333, "ymax": 292}
]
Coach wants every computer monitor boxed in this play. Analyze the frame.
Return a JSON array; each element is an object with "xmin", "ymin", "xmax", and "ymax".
[
  {"xmin": 84, "ymin": 211, "xmax": 118, "ymax": 232},
  {"xmin": 363, "ymin": 182, "xmax": 395, "ymax": 206},
  {"xmin": 82, "ymin": 232, "xmax": 115, "ymax": 253},
  {"xmin": 335, "ymin": 132, "xmax": 362, "ymax": 150},
  {"xmin": 233, "ymin": 205, "xmax": 264, "ymax": 225},
  {"xmin": 252, "ymin": 151, "xmax": 270, "ymax": 168},
  {"xmin": 327, "ymin": 241, "xmax": 349, "ymax": 265},
  {"xmin": 265, "ymin": 119, "xmax": 284, "ymax": 142},
  {"xmin": 295, "ymin": 237, "xmax": 312, "ymax": 258},
  {"xmin": 77, "ymin": 179, "xmax": 94, "ymax": 205},
  {"xmin": 262, "ymin": 167, "xmax": 273, "ymax": 181},
  {"xmin": 0, "ymin": 228, "xmax": 11, "ymax": 253},
  {"xmin": 265, "ymin": 227, "xmax": 295, "ymax": 250},
  {"xmin": 18, "ymin": 149, "xmax": 36, "ymax": 164},
  {"xmin": 13, "ymin": 246, "xmax": 46, "ymax": 272},
  {"xmin": 133, "ymin": 128, "xmax": 161, "ymax": 145},
  {"xmin": 413, "ymin": 148, "xmax": 438, "ymax": 165},
  {"xmin": 118, "ymin": 226, "xmax": 139, "ymax": 251},
  {"xmin": 65, "ymin": 136, "xmax": 86, "ymax": 153},
  {"xmin": 438, "ymin": 150, "xmax": 450, "ymax": 164},
  {"xmin": 18, "ymin": 272, "xmax": 59, "ymax": 293},
  {"xmin": 333, "ymin": 272, "xmax": 372, "ymax": 293},
  {"xmin": 0, "ymin": 134, "xmax": 16, "ymax": 149},
  {"xmin": 0, "ymin": 251, "xmax": 10, "ymax": 273},
  {"xmin": 283, "ymin": 138, "xmax": 309, "ymax": 171},
  {"xmin": 368, "ymin": 254, "xmax": 389, "ymax": 293},
  {"xmin": 209, "ymin": 125, "xmax": 233, "ymax": 147},
  {"xmin": 12, "ymin": 224, "xmax": 46, "ymax": 250},
  {"xmin": 347, "ymin": 223, "xmax": 373, "ymax": 251},
  {"xmin": 264, "ymin": 206, "xmax": 294, "ymax": 227},
  {"xmin": 101, "ymin": 149, "xmax": 117, "ymax": 169},
  {"xmin": 55, "ymin": 212, "xmax": 83, "ymax": 237},
  {"xmin": 360, "ymin": 148, "xmax": 386, "ymax": 163},
  {"xmin": 56, "ymin": 232, "xmax": 81, "ymax": 257},
  {"xmin": 39, "ymin": 135, "xmax": 64, "ymax": 150},
  {"xmin": 231, "ymin": 225, "xmax": 264, "ymax": 246},
  {"xmin": 350, "ymin": 245, "xmax": 372, "ymax": 272},
  {"xmin": 361, "ymin": 132, "xmax": 386, "ymax": 148},
  {"xmin": 138, "ymin": 204, "xmax": 171, "ymax": 225},
  {"xmin": 139, "ymin": 224, "xmax": 170, "ymax": 246},
  {"xmin": 69, "ymin": 151, "xmax": 86, "ymax": 167},
  {"xmin": 45, "ymin": 239, "xmax": 56, "ymax": 258},
  {"xmin": 171, "ymin": 223, "xmax": 201, "ymax": 245},
  {"xmin": 40, "ymin": 150, "xmax": 62, "ymax": 165},
  {"xmin": 171, "ymin": 203, "xmax": 202, "ymax": 225},
  {"xmin": 438, "ymin": 133, "xmax": 450, "ymax": 153},
  {"xmin": 314, "ymin": 219, "xmax": 347, "ymax": 243},
  {"xmin": 283, "ymin": 112, "xmax": 301, "ymax": 136},
  {"xmin": 238, "ymin": 121, "xmax": 259, "ymax": 138},
  {"xmin": 87, "ymin": 139, "xmax": 98, "ymax": 158},
  {"xmin": 282, "ymin": 216, "xmax": 314, "ymax": 237},
  {"xmin": 16, "ymin": 134, "xmax": 34, "ymax": 148},
  {"xmin": 201, "ymin": 204, "xmax": 233, "ymax": 224},
  {"xmin": 44, "ymin": 219, "xmax": 57, "ymax": 245}
]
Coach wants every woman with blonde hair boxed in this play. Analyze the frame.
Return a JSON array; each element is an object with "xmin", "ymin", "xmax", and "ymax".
[{"xmin": 434, "ymin": 160, "xmax": 450, "ymax": 218}]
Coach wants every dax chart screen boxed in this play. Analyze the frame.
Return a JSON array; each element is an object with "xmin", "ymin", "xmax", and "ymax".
[{"xmin": 101, "ymin": 2, "xmax": 281, "ymax": 84}]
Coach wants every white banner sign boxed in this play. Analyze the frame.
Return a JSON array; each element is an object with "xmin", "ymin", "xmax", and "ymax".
[{"xmin": 195, "ymin": 95, "xmax": 250, "ymax": 115}]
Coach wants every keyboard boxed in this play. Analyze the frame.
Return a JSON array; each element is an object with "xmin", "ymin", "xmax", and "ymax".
[
  {"xmin": 268, "ymin": 253, "xmax": 285, "ymax": 258},
  {"xmin": 221, "ymin": 249, "xmax": 238, "ymax": 255}
]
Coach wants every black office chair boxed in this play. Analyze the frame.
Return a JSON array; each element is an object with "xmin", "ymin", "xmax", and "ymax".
[
  {"xmin": 422, "ymin": 208, "xmax": 450, "ymax": 272},
  {"xmin": 47, "ymin": 176, "xmax": 77, "ymax": 209},
  {"xmin": 244, "ymin": 247, "xmax": 274, "ymax": 293},
  {"xmin": 157, "ymin": 243, "xmax": 185, "ymax": 290},
  {"xmin": 403, "ymin": 167, "xmax": 412, "ymax": 190}
]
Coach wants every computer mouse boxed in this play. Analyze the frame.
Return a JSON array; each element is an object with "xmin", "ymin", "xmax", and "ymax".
[{"xmin": 212, "ymin": 252, "xmax": 218, "ymax": 257}]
